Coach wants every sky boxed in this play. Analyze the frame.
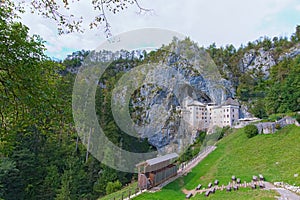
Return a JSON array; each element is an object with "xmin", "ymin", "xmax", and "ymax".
[{"xmin": 19, "ymin": 0, "xmax": 300, "ymax": 60}]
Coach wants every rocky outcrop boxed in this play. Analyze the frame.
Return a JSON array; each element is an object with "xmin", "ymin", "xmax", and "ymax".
[
  {"xmin": 279, "ymin": 43, "xmax": 300, "ymax": 61},
  {"xmin": 240, "ymin": 48, "xmax": 276, "ymax": 78},
  {"xmin": 74, "ymin": 39, "xmax": 300, "ymax": 151},
  {"xmin": 128, "ymin": 40, "xmax": 236, "ymax": 151},
  {"xmin": 239, "ymin": 44, "xmax": 300, "ymax": 79}
]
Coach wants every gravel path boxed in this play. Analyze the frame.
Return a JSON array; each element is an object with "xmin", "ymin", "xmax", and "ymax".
[{"xmin": 265, "ymin": 182, "xmax": 300, "ymax": 200}]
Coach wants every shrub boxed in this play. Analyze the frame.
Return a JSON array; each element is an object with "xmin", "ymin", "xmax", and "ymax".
[
  {"xmin": 244, "ymin": 124, "xmax": 259, "ymax": 138},
  {"xmin": 106, "ymin": 180, "xmax": 122, "ymax": 195}
]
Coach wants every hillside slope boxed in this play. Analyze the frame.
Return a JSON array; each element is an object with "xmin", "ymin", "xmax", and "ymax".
[{"xmin": 133, "ymin": 125, "xmax": 300, "ymax": 200}]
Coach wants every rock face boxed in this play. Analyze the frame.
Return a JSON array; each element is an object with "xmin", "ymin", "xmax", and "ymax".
[
  {"xmin": 128, "ymin": 41, "xmax": 300, "ymax": 151},
  {"xmin": 279, "ymin": 43, "xmax": 300, "ymax": 61},
  {"xmin": 65, "ymin": 49, "xmax": 145, "ymax": 74},
  {"xmin": 240, "ymin": 48, "xmax": 276, "ymax": 78},
  {"xmin": 235, "ymin": 44, "xmax": 300, "ymax": 119},
  {"xmin": 239, "ymin": 44, "xmax": 300, "ymax": 79},
  {"xmin": 128, "ymin": 40, "xmax": 236, "ymax": 152},
  {"xmin": 74, "ymin": 39, "xmax": 300, "ymax": 152}
]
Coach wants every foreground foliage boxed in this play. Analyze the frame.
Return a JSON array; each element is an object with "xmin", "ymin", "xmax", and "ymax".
[{"xmin": 0, "ymin": 7, "xmax": 146, "ymax": 200}]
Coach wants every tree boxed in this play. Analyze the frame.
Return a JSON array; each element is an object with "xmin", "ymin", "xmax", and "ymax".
[
  {"xmin": 0, "ymin": 5, "xmax": 73, "ymax": 155},
  {"xmin": 0, "ymin": 6, "xmax": 84, "ymax": 199},
  {"xmin": 93, "ymin": 165, "xmax": 118, "ymax": 195},
  {"xmin": 244, "ymin": 125, "xmax": 259, "ymax": 138},
  {"xmin": 55, "ymin": 170, "xmax": 72, "ymax": 200},
  {"xmin": 296, "ymin": 25, "xmax": 300, "ymax": 40},
  {"xmin": 250, "ymin": 99, "xmax": 267, "ymax": 119},
  {"xmin": 265, "ymin": 56, "xmax": 300, "ymax": 114},
  {"xmin": 0, "ymin": 158, "xmax": 24, "ymax": 200},
  {"xmin": 1, "ymin": 0, "xmax": 151, "ymax": 36}
]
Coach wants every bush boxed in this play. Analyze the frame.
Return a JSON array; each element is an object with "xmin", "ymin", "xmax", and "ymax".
[
  {"xmin": 106, "ymin": 180, "xmax": 122, "ymax": 195},
  {"xmin": 244, "ymin": 124, "xmax": 259, "ymax": 138}
]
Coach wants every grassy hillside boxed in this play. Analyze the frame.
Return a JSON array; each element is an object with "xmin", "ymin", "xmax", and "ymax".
[
  {"xmin": 98, "ymin": 182, "xmax": 138, "ymax": 200},
  {"xmin": 133, "ymin": 125, "xmax": 300, "ymax": 200}
]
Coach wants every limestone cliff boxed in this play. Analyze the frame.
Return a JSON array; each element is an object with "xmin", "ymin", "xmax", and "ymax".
[{"xmin": 68, "ymin": 38, "xmax": 300, "ymax": 151}]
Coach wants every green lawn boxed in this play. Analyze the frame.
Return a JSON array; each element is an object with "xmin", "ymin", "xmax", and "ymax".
[{"xmin": 133, "ymin": 125, "xmax": 300, "ymax": 200}]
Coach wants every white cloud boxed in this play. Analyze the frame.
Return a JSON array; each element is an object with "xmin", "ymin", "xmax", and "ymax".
[{"xmin": 19, "ymin": 0, "xmax": 300, "ymax": 59}]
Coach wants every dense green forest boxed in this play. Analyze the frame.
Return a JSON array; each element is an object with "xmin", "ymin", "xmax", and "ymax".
[
  {"xmin": 0, "ymin": 6, "xmax": 152, "ymax": 200},
  {"xmin": 0, "ymin": 3, "xmax": 300, "ymax": 200}
]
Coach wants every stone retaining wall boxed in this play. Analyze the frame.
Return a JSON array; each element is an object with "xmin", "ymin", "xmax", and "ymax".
[{"xmin": 255, "ymin": 117, "xmax": 298, "ymax": 134}]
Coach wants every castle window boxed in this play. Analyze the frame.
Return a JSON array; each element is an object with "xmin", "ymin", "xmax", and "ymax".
[{"xmin": 227, "ymin": 115, "xmax": 229, "ymax": 118}]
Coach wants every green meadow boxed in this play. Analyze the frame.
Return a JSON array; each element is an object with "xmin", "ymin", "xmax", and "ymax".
[{"xmin": 133, "ymin": 125, "xmax": 300, "ymax": 200}]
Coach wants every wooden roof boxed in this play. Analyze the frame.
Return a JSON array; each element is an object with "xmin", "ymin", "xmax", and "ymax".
[
  {"xmin": 146, "ymin": 153, "xmax": 178, "ymax": 166},
  {"xmin": 136, "ymin": 153, "xmax": 178, "ymax": 172}
]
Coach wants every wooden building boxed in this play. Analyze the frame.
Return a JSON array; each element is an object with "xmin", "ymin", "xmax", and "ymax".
[{"xmin": 136, "ymin": 153, "xmax": 178, "ymax": 190}]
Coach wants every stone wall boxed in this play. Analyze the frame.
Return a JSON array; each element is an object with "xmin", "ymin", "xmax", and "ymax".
[{"xmin": 255, "ymin": 117, "xmax": 298, "ymax": 134}]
